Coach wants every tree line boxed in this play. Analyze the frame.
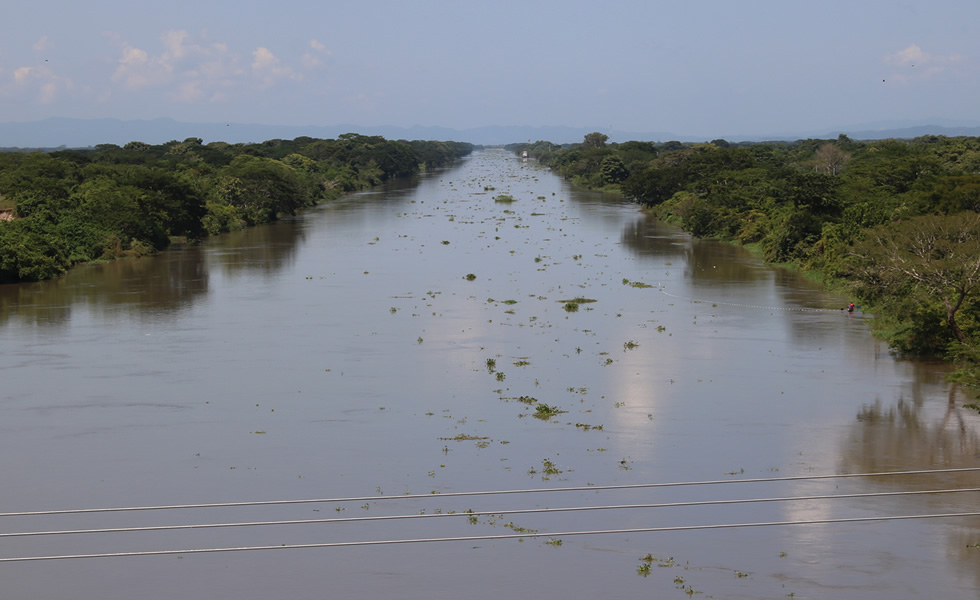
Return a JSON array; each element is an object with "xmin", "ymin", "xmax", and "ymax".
[
  {"xmin": 0, "ymin": 135, "xmax": 473, "ymax": 283},
  {"xmin": 512, "ymin": 133, "xmax": 980, "ymax": 396}
]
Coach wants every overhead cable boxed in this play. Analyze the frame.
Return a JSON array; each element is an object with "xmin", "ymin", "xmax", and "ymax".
[
  {"xmin": 3, "ymin": 467, "xmax": 977, "ymax": 518},
  {"xmin": 3, "ymin": 511, "xmax": 978, "ymax": 563},
  {"xmin": 2, "ymin": 486, "xmax": 978, "ymax": 539}
]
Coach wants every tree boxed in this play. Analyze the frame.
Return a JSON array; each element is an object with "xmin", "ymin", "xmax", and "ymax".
[
  {"xmin": 621, "ymin": 166, "xmax": 687, "ymax": 206},
  {"xmin": 583, "ymin": 132, "xmax": 608, "ymax": 148},
  {"xmin": 850, "ymin": 213, "xmax": 980, "ymax": 349},
  {"xmin": 218, "ymin": 155, "xmax": 308, "ymax": 224},
  {"xmin": 814, "ymin": 142, "xmax": 851, "ymax": 175},
  {"xmin": 599, "ymin": 155, "xmax": 629, "ymax": 184}
]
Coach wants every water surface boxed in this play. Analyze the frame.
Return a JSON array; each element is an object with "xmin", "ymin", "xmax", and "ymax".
[{"xmin": 2, "ymin": 149, "xmax": 978, "ymax": 599}]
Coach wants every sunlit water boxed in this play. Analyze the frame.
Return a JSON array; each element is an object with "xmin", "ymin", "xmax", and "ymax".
[{"xmin": 2, "ymin": 149, "xmax": 978, "ymax": 599}]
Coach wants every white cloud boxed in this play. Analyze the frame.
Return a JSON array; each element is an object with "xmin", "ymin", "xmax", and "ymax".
[
  {"xmin": 103, "ymin": 31, "xmax": 305, "ymax": 103},
  {"xmin": 252, "ymin": 47, "xmax": 278, "ymax": 71},
  {"xmin": 33, "ymin": 36, "xmax": 49, "ymax": 53},
  {"xmin": 302, "ymin": 39, "xmax": 332, "ymax": 69},
  {"xmin": 6, "ymin": 64, "xmax": 66, "ymax": 104},
  {"xmin": 885, "ymin": 44, "xmax": 963, "ymax": 69},
  {"xmin": 14, "ymin": 66, "xmax": 33, "ymax": 83},
  {"xmin": 252, "ymin": 46, "xmax": 300, "ymax": 87},
  {"xmin": 111, "ymin": 30, "xmax": 246, "ymax": 99},
  {"xmin": 886, "ymin": 44, "xmax": 925, "ymax": 66},
  {"xmin": 173, "ymin": 80, "xmax": 202, "ymax": 102},
  {"xmin": 113, "ymin": 42, "xmax": 174, "ymax": 88},
  {"xmin": 39, "ymin": 81, "xmax": 57, "ymax": 104},
  {"xmin": 161, "ymin": 30, "xmax": 190, "ymax": 60},
  {"xmin": 883, "ymin": 44, "xmax": 965, "ymax": 85}
]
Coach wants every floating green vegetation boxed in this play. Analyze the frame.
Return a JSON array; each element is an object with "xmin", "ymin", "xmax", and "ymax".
[
  {"xmin": 513, "ymin": 359, "xmax": 531, "ymax": 367},
  {"xmin": 504, "ymin": 522, "xmax": 539, "ymax": 534},
  {"xmin": 485, "ymin": 358, "xmax": 497, "ymax": 372},
  {"xmin": 441, "ymin": 240, "xmax": 450, "ymax": 245},
  {"xmin": 563, "ymin": 302, "xmax": 579, "ymax": 312},
  {"xmin": 541, "ymin": 458, "xmax": 562, "ymax": 475},
  {"xmin": 560, "ymin": 297, "xmax": 596, "ymax": 304},
  {"xmin": 389, "ymin": 307, "xmax": 398, "ymax": 314},
  {"xmin": 516, "ymin": 396, "xmax": 536, "ymax": 404},
  {"xmin": 494, "ymin": 194, "xmax": 516, "ymax": 203},
  {"xmin": 533, "ymin": 403, "xmax": 564, "ymax": 419},
  {"xmin": 495, "ymin": 371, "xmax": 506, "ymax": 381},
  {"xmin": 630, "ymin": 281, "xmax": 654, "ymax": 288},
  {"xmin": 464, "ymin": 273, "xmax": 477, "ymax": 281},
  {"xmin": 624, "ymin": 340, "xmax": 639, "ymax": 350},
  {"xmin": 574, "ymin": 423, "xmax": 604, "ymax": 431},
  {"xmin": 545, "ymin": 538, "xmax": 563, "ymax": 546},
  {"xmin": 438, "ymin": 434, "xmax": 490, "ymax": 441},
  {"xmin": 502, "ymin": 299, "xmax": 518, "ymax": 305},
  {"xmin": 637, "ymin": 563, "xmax": 652, "ymax": 577},
  {"xmin": 656, "ymin": 325, "xmax": 667, "ymax": 332}
]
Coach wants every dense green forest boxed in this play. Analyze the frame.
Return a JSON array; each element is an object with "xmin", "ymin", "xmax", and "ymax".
[
  {"xmin": 0, "ymin": 135, "xmax": 472, "ymax": 283},
  {"xmin": 512, "ymin": 133, "xmax": 980, "ymax": 396}
]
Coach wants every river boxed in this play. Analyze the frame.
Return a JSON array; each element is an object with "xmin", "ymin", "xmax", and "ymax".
[{"xmin": 1, "ymin": 149, "xmax": 978, "ymax": 599}]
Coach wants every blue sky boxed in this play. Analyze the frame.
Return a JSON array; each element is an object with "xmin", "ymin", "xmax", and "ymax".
[{"xmin": 2, "ymin": 0, "xmax": 978, "ymax": 138}]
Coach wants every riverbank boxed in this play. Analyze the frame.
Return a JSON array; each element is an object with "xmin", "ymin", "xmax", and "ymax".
[
  {"xmin": 0, "ymin": 136, "xmax": 474, "ymax": 284},
  {"xmin": 519, "ymin": 137, "xmax": 980, "ymax": 400}
]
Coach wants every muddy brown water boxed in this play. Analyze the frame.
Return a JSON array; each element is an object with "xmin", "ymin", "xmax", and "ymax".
[{"xmin": 1, "ymin": 149, "xmax": 978, "ymax": 599}]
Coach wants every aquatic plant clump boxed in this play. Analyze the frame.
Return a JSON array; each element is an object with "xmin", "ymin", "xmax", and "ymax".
[{"xmin": 533, "ymin": 403, "xmax": 564, "ymax": 419}]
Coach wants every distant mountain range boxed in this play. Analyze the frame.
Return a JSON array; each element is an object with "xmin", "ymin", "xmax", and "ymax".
[{"xmin": 2, "ymin": 117, "xmax": 980, "ymax": 149}]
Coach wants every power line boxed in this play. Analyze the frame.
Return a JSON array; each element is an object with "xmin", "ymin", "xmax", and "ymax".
[
  {"xmin": 3, "ymin": 486, "xmax": 978, "ymax": 539},
  {"xmin": 4, "ymin": 467, "xmax": 977, "ymax": 518},
  {"xmin": 3, "ymin": 511, "xmax": 978, "ymax": 563}
]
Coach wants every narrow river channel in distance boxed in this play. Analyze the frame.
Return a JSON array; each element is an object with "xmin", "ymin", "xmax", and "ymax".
[{"xmin": 1, "ymin": 149, "xmax": 978, "ymax": 599}]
